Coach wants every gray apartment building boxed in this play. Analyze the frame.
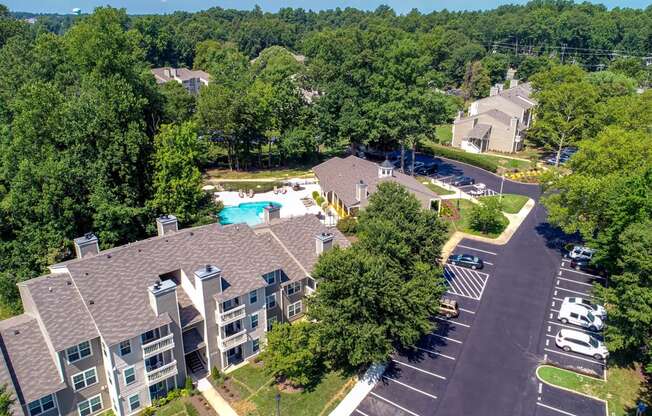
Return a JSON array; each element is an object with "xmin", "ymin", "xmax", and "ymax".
[
  {"xmin": 0, "ymin": 212, "xmax": 348, "ymax": 416},
  {"xmin": 150, "ymin": 68, "xmax": 210, "ymax": 94}
]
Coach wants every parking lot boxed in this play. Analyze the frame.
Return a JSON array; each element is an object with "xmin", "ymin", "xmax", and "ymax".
[{"xmin": 354, "ymin": 242, "xmax": 497, "ymax": 416}]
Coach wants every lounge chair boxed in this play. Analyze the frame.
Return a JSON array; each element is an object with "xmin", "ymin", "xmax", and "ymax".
[
  {"xmin": 248, "ymin": 189, "xmax": 254, "ymax": 198},
  {"xmin": 273, "ymin": 186, "xmax": 279, "ymax": 195},
  {"xmin": 238, "ymin": 189, "xmax": 245, "ymax": 198}
]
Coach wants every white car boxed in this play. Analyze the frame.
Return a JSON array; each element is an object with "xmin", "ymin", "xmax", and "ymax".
[
  {"xmin": 558, "ymin": 302, "xmax": 604, "ymax": 331},
  {"xmin": 555, "ymin": 329, "xmax": 608, "ymax": 360},
  {"xmin": 563, "ymin": 297, "xmax": 607, "ymax": 320},
  {"xmin": 567, "ymin": 245, "xmax": 595, "ymax": 261}
]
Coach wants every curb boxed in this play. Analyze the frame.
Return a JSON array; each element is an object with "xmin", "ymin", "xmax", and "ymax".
[
  {"xmin": 535, "ymin": 365, "xmax": 609, "ymax": 416},
  {"xmin": 434, "ymin": 155, "xmax": 541, "ymax": 187},
  {"xmin": 328, "ymin": 363, "xmax": 386, "ymax": 416}
]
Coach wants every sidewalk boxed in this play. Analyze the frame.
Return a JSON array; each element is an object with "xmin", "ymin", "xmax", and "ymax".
[
  {"xmin": 328, "ymin": 363, "xmax": 386, "ymax": 416},
  {"xmin": 196, "ymin": 378, "xmax": 239, "ymax": 416}
]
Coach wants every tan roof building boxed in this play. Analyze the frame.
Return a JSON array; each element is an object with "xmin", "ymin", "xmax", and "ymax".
[
  {"xmin": 151, "ymin": 67, "xmax": 210, "ymax": 94},
  {"xmin": 313, "ymin": 155, "xmax": 441, "ymax": 217},
  {"xmin": 0, "ymin": 214, "xmax": 348, "ymax": 416}
]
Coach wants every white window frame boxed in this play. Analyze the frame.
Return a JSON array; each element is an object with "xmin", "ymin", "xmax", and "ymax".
[
  {"xmin": 78, "ymin": 394, "xmax": 103, "ymax": 416},
  {"xmin": 250, "ymin": 313, "xmax": 259, "ymax": 329},
  {"xmin": 266, "ymin": 294, "xmax": 276, "ymax": 309},
  {"xmin": 264, "ymin": 271, "xmax": 276, "ymax": 285},
  {"xmin": 267, "ymin": 316, "xmax": 277, "ymax": 331},
  {"xmin": 124, "ymin": 366, "xmax": 136, "ymax": 385},
  {"xmin": 66, "ymin": 340, "xmax": 92, "ymax": 363},
  {"xmin": 249, "ymin": 290, "xmax": 258, "ymax": 304},
  {"xmin": 119, "ymin": 340, "xmax": 131, "ymax": 356},
  {"xmin": 288, "ymin": 301, "xmax": 302, "ymax": 318},
  {"xmin": 128, "ymin": 394, "xmax": 140, "ymax": 412},
  {"xmin": 286, "ymin": 282, "xmax": 301, "ymax": 296},
  {"xmin": 71, "ymin": 367, "xmax": 98, "ymax": 391},
  {"xmin": 28, "ymin": 395, "xmax": 56, "ymax": 416}
]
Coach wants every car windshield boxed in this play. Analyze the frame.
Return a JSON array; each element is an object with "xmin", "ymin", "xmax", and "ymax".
[
  {"xmin": 587, "ymin": 311, "xmax": 596, "ymax": 321},
  {"xmin": 589, "ymin": 337, "xmax": 599, "ymax": 348}
]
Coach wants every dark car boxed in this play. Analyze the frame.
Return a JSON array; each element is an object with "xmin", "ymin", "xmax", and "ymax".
[
  {"xmin": 451, "ymin": 176, "xmax": 475, "ymax": 186},
  {"xmin": 415, "ymin": 163, "xmax": 438, "ymax": 176},
  {"xmin": 570, "ymin": 258, "xmax": 606, "ymax": 276},
  {"xmin": 448, "ymin": 254, "xmax": 484, "ymax": 270}
]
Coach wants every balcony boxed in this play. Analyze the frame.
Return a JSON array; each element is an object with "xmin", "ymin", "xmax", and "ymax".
[
  {"xmin": 142, "ymin": 333, "xmax": 175, "ymax": 359},
  {"xmin": 145, "ymin": 360, "xmax": 178, "ymax": 385},
  {"xmin": 219, "ymin": 330, "xmax": 247, "ymax": 351},
  {"xmin": 215, "ymin": 304, "xmax": 246, "ymax": 327}
]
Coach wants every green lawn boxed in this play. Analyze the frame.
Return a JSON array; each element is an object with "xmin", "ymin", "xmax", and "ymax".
[
  {"xmin": 480, "ymin": 194, "xmax": 529, "ymax": 214},
  {"xmin": 422, "ymin": 141, "xmax": 533, "ymax": 172},
  {"xmin": 416, "ymin": 176, "xmax": 455, "ymax": 195},
  {"xmin": 447, "ymin": 199, "xmax": 508, "ymax": 238},
  {"xmin": 204, "ymin": 167, "xmax": 314, "ymax": 180},
  {"xmin": 537, "ymin": 365, "xmax": 644, "ymax": 416},
  {"xmin": 228, "ymin": 363, "xmax": 354, "ymax": 416},
  {"xmin": 156, "ymin": 398, "xmax": 198, "ymax": 416}
]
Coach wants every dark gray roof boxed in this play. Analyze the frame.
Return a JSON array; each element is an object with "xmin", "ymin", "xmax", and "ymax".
[
  {"xmin": 380, "ymin": 159, "xmax": 394, "ymax": 168},
  {"xmin": 20, "ymin": 274, "xmax": 99, "ymax": 352},
  {"xmin": 0, "ymin": 315, "xmax": 65, "ymax": 404},
  {"xmin": 465, "ymin": 123, "xmax": 492, "ymax": 140},
  {"xmin": 313, "ymin": 156, "xmax": 440, "ymax": 209}
]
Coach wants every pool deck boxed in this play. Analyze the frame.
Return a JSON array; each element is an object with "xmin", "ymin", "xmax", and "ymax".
[{"xmin": 216, "ymin": 184, "xmax": 323, "ymax": 220}]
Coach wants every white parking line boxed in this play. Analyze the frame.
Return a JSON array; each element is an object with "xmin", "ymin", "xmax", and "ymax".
[
  {"xmin": 484, "ymin": 261, "xmax": 494, "ymax": 266},
  {"xmin": 456, "ymin": 268, "xmax": 482, "ymax": 296},
  {"xmin": 547, "ymin": 321, "xmax": 602, "ymax": 335},
  {"xmin": 557, "ymin": 276, "xmax": 595, "ymax": 288},
  {"xmin": 415, "ymin": 346, "xmax": 456, "ymax": 360},
  {"xmin": 445, "ymin": 269, "xmax": 474, "ymax": 298},
  {"xmin": 430, "ymin": 333, "xmax": 463, "ymax": 344},
  {"xmin": 355, "ymin": 409, "xmax": 370, "ymax": 416},
  {"xmin": 555, "ymin": 286, "xmax": 594, "ymax": 298},
  {"xmin": 459, "ymin": 307, "xmax": 476, "ymax": 314},
  {"xmin": 456, "ymin": 244, "xmax": 497, "ymax": 256},
  {"xmin": 536, "ymin": 402, "xmax": 579, "ymax": 416},
  {"xmin": 370, "ymin": 392, "xmax": 421, "ymax": 416},
  {"xmin": 543, "ymin": 348, "xmax": 606, "ymax": 366},
  {"xmin": 435, "ymin": 316, "xmax": 471, "ymax": 328},
  {"xmin": 382, "ymin": 376, "xmax": 438, "ymax": 399},
  {"xmin": 392, "ymin": 359, "xmax": 447, "ymax": 380},
  {"xmin": 560, "ymin": 267, "xmax": 606, "ymax": 280}
]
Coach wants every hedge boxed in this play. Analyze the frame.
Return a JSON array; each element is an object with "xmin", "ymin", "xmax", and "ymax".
[{"xmin": 422, "ymin": 143, "xmax": 499, "ymax": 173}]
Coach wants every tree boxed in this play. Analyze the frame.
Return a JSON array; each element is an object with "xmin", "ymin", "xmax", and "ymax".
[
  {"xmin": 468, "ymin": 198, "xmax": 505, "ymax": 235},
  {"xmin": 462, "ymin": 60, "xmax": 491, "ymax": 99},
  {"xmin": 149, "ymin": 121, "xmax": 213, "ymax": 225},
  {"xmin": 261, "ymin": 322, "xmax": 326, "ymax": 388},
  {"xmin": 0, "ymin": 384, "xmax": 14, "ymax": 416},
  {"xmin": 158, "ymin": 81, "xmax": 195, "ymax": 125},
  {"xmin": 309, "ymin": 182, "xmax": 448, "ymax": 373}
]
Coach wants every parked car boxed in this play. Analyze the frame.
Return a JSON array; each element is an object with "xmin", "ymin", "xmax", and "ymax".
[
  {"xmin": 451, "ymin": 176, "xmax": 475, "ymax": 186},
  {"xmin": 563, "ymin": 297, "xmax": 607, "ymax": 320},
  {"xmin": 567, "ymin": 245, "xmax": 595, "ymax": 261},
  {"xmin": 404, "ymin": 161, "xmax": 425, "ymax": 175},
  {"xmin": 557, "ymin": 302, "xmax": 604, "ymax": 331},
  {"xmin": 569, "ymin": 258, "xmax": 605, "ymax": 276},
  {"xmin": 415, "ymin": 163, "xmax": 438, "ymax": 176},
  {"xmin": 438, "ymin": 298, "xmax": 459, "ymax": 318},
  {"xmin": 555, "ymin": 329, "xmax": 609, "ymax": 360},
  {"xmin": 544, "ymin": 153, "xmax": 571, "ymax": 165},
  {"xmin": 467, "ymin": 183, "xmax": 487, "ymax": 197},
  {"xmin": 448, "ymin": 254, "xmax": 484, "ymax": 270}
]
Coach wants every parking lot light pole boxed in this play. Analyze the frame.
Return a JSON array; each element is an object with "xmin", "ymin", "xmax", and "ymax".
[
  {"xmin": 499, "ymin": 174, "xmax": 505, "ymax": 202},
  {"xmin": 275, "ymin": 393, "xmax": 281, "ymax": 416}
]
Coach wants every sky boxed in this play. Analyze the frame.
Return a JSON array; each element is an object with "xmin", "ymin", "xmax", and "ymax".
[{"xmin": 6, "ymin": 0, "xmax": 650, "ymax": 15}]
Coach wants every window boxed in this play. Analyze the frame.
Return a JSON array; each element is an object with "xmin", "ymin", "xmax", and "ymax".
[
  {"xmin": 267, "ymin": 317, "xmax": 277, "ymax": 331},
  {"xmin": 78, "ymin": 395, "xmax": 102, "ymax": 416},
  {"xmin": 249, "ymin": 290, "xmax": 258, "ymax": 304},
  {"xmin": 124, "ymin": 366, "xmax": 136, "ymax": 385},
  {"xmin": 128, "ymin": 394, "xmax": 140, "ymax": 412},
  {"xmin": 288, "ymin": 301, "xmax": 302, "ymax": 318},
  {"xmin": 141, "ymin": 328, "xmax": 160, "ymax": 344},
  {"xmin": 264, "ymin": 271, "xmax": 276, "ymax": 285},
  {"xmin": 28, "ymin": 395, "xmax": 55, "ymax": 416},
  {"xmin": 250, "ymin": 313, "xmax": 259, "ymax": 329},
  {"xmin": 66, "ymin": 340, "xmax": 92, "ymax": 363},
  {"xmin": 119, "ymin": 340, "xmax": 131, "ymax": 356},
  {"xmin": 286, "ymin": 282, "xmax": 301, "ymax": 296},
  {"xmin": 72, "ymin": 367, "xmax": 97, "ymax": 391},
  {"xmin": 252, "ymin": 338, "xmax": 260, "ymax": 353},
  {"xmin": 266, "ymin": 294, "xmax": 276, "ymax": 309}
]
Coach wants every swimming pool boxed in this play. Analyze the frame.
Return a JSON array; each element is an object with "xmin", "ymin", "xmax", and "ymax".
[{"xmin": 219, "ymin": 201, "xmax": 282, "ymax": 226}]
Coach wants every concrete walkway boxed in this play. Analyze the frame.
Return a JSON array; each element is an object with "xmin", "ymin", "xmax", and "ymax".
[
  {"xmin": 328, "ymin": 364, "xmax": 386, "ymax": 416},
  {"xmin": 197, "ymin": 378, "xmax": 239, "ymax": 416}
]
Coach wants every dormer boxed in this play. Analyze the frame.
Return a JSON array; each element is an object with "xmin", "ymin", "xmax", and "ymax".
[{"xmin": 378, "ymin": 159, "xmax": 394, "ymax": 178}]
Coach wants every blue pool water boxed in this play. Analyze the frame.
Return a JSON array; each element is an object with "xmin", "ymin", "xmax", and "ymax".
[{"xmin": 219, "ymin": 201, "xmax": 282, "ymax": 226}]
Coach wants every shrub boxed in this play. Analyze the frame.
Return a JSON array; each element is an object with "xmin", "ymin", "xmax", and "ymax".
[
  {"xmin": 336, "ymin": 217, "xmax": 357, "ymax": 235},
  {"xmin": 140, "ymin": 407, "xmax": 155, "ymax": 416},
  {"xmin": 211, "ymin": 366, "xmax": 221, "ymax": 382},
  {"xmin": 469, "ymin": 198, "xmax": 506, "ymax": 234},
  {"xmin": 184, "ymin": 377, "xmax": 194, "ymax": 392},
  {"xmin": 312, "ymin": 191, "xmax": 320, "ymax": 199},
  {"xmin": 315, "ymin": 196, "xmax": 325, "ymax": 206},
  {"xmin": 422, "ymin": 143, "xmax": 499, "ymax": 172}
]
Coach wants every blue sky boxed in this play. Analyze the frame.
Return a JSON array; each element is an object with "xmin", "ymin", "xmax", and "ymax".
[{"xmin": 6, "ymin": 0, "xmax": 649, "ymax": 15}]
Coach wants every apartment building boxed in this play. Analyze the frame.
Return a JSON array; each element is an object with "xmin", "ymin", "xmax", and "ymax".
[
  {"xmin": 150, "ymin": 68, "xmax": 210, "ymax": 94},
  {"xmin": 0, "ymin": 212, "xmax": 348, "ymax": 416}
]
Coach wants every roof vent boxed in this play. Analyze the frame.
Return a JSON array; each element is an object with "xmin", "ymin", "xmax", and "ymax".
[
  {"xmin": 66, "ymin": 281, "xmax": 72, "ymax": 285},
  {"xmin": 13, "ymin": 330, "xmax": 19, "ymax": 335},
  {"xmin": 89, "ymin": 300, "xmax": 94, "ymax": 305},
  {"xmin": 48, "ymin": 287, "xmax": 53, "ymax": 292},
  {"xmin": 205, "ymin": 264, "xmax": 212, "ymax": 272},
  {"xmin": 106, "ymin": 254, "xmax": 111, "ymax": 259}
]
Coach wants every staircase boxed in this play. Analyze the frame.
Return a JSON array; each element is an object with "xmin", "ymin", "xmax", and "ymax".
[{"xmin": 187, "ymin": 351, "xmax": 205, "ymax": 375}]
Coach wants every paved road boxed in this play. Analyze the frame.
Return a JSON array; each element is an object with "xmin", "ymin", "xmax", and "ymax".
[{"xmin": 355, "ymin": 155, "xmax": 606, "ymax": 416}]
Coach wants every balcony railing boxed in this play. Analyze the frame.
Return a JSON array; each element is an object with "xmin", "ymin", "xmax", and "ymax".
[
  {"xmin": 142, "ymin": 333, "xmax": 175, "ymax": 359},
  {"xmin": 145, "ymin": 360, "xmax": 178, "ymax": 385},
  {"xmin": 215, "ymin": 304, "xmax": 246, "ymax": 327},
  {"xmin": 219, "ymin": 330, "xmax": 247, "ymax": 351}
]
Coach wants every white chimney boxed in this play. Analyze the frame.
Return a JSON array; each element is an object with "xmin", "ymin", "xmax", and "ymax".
[
  {"xmin": 510, "ymin": 79, "xmax": 519, "ymax": 89},
  {"xmin": 355, "ymin": 180, "xmax": 368, "ymax": 202},
  {"xmin": 315, "ymin": 232, "xmax": 335, "ymax": 255},
  {"xmin": 156, "ymin": 215, "xmax": 178, "ymax": 236},
  {"xmin": 263, "ymin": 203, "xmax": 281, "ymax": 224},
  {"xmin": 73, "ymin": 233, "xmax": 99, "ymax": 258}
]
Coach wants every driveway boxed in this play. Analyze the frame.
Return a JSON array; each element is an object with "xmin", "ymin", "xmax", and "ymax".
[{"xmin": 353, "ymin": 156, "xmax": 606, "ymax": 416}]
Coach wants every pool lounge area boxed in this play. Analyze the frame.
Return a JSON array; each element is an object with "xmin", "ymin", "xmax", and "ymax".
[{"xmin": 219, "ymin": 201, "xmax": 282, "ymax": 226}]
